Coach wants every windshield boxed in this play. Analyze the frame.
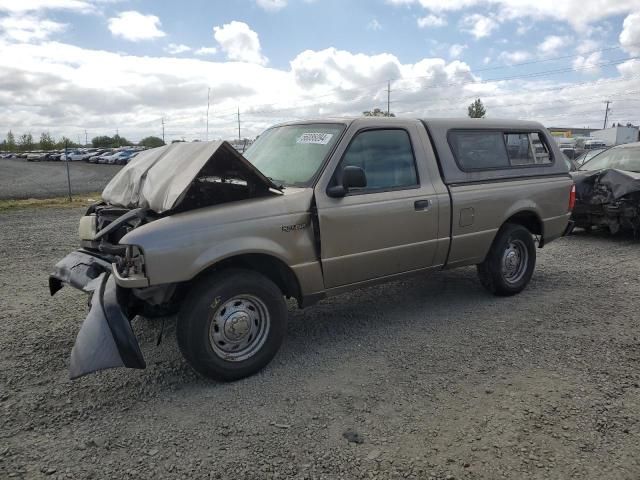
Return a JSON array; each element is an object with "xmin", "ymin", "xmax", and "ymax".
[
  {"xmin": 580, "ymin": 146, "xmax": 640, "ymax": 172},
  {"xmin": 243, "ymin": 123, "xmax": 344, "ymax": 187}
]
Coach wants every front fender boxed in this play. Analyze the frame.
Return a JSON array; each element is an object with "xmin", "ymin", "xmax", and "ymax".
[{"xmin": 192, "ymin": 237, "xmax": 292, "ymax": 278}]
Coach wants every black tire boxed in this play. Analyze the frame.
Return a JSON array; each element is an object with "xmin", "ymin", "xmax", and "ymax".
[
  {"xmin": 477, "ymin": 223, "xmax": 536, "ymax": 296},
  {"xmin": 176, "ymin": 268, "xmax": 287, "ymax": 381}
]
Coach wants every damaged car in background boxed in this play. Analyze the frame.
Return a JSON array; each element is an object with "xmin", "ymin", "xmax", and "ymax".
[
  {"xmin": 571, "ymin": 141, "xmax": 640, "ymax": 236},
  {"xmin": 50, "ymin": 118, "xmax": 572, "ymax": 382}
]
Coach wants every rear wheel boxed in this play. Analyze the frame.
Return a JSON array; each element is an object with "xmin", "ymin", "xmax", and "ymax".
[
  {"xmin": 176, "ymin": 269, "xmax": 287, "ymax": 381},
  {"xmin": 477, "ymin": 223, "xmax": 536, "ymax": 296}
]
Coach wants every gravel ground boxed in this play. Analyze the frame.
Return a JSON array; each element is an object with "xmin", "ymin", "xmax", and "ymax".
[
  {"xmin": 1, "ymin": 207, "xmax": 639, "ymax": 480},
  {"xmin": 0, "ymin": 158, "xmax": 121, "ymax": 199}
]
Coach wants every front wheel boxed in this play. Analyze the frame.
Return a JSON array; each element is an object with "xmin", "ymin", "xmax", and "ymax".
[
  {"xmin": 477, "ymin": 223, "xmax": 536, "ymax": 296},
  {"xmin": 176, "ymin": 269, "xmax": 287, "ymax": 381}
]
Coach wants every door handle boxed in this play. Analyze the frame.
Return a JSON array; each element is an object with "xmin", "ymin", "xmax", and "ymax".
[{"xmin": 414, "ymin": 199, "xmax": 431, "ymax": 211}]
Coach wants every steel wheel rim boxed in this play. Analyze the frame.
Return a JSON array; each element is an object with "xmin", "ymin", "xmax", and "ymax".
[
  {"xmin": 501, "ymin": 238, "xmax": 528, "ymax": 284},
  {"xmin": 208, "ymin": 294, "xmax": 270, "ymax": 362}
]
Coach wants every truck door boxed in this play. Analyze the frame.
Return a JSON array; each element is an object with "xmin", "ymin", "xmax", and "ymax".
[{"xmin": 314, "ymin": 124, "xmax": 441, "ymax": 289}]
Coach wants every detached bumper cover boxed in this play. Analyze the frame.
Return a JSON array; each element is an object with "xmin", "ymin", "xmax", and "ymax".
[{"xmin": 50, "ymin": 251, "xmax": 146, "ymax": 379}]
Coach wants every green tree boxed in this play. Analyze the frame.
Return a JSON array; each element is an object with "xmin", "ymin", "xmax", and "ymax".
[
  {"xmin": 92, "ymin": 135, "xmax": 114, "ymax": 148},
  {"xmin": 139, "ymin": 136, "xmax": 165, "ymax": 148},
  {"xmin": 468, "ymin": 98, "xmax": 486, "ymax": 118},
  {"xmin": 363, "ymin": 108, "xmax": 395, "ymax": 117},
  {"xmin": 56, "ymin": 136, "xmax": 79, "ymax": 149},
  {"xmin": 113, "ymin": 134, "xmax": 132, "ymax": 147},
  {"xmin": 40, "ymin": 132, "xmax": 55, "ymax": 151},
  {"xmin": 18, "ymin": 133, "xmax": 34, "ymax": 152},
  {"xmin": 6, "ymin": 130, "xmax": 16, "ymax": 152}
]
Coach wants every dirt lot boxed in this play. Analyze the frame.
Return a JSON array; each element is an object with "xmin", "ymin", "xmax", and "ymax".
[
  {"xmin": 0, "ymin": 158, "xmax": 121, "ymax": 200},
  {"xmin": 1, "ymin": 207, "xmax": 639, "ymax": 480}
]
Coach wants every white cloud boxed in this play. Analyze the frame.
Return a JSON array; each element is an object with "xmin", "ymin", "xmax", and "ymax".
[
  {"xmin": 538, "ymin": 35, "xmax": 571, "ymax": 56},
  {"xmin": 572, "ymin": 51, "xmax": 602, "ymax": 74},
  {"xmin": 165, "ymin": 43, "xmax": 191, "ymax": 55},
  {"xmin": 460, "ymin": 14, "xmax": 498, "ymax": 39},
  {"xmin": 194, "ymin": 46, "xmax": 217, "ymax": 56},
  {"xmin": 620, "ymin": 12, "xmax": 640, "ymax": 56},
  {"xmin": 213, "ymin": 21, "xmax": 267, "ymax": 65},
  {"xmin": 0, "ymin": 0, "xmax": 94, "ymax": 13},
  {"xmin": 255, "ymin": 0, "xmax": 286, "ymax": 11},
  {"xmin": 0, "ymin": 14, "xmax": 66, "ymax": 42},
  {"xmin": 367, "ymin": 19, "xmax": 382, "ymax": 31},
  {"xmin": 449, "ymin": 43, "xmax": 467, "ymax": 58},
  {"xmin": 417, "ymin": 14, "xmax": 447, "ymax": 28},
  {"xmin": 576, "ymin": 39, "xmax": 600, "ymax": 55},
  {"xmin": 1, "ymin": 7, "xmax": 640, "ymax": 142},
  {"xmin": 108, "ymin": 11, "xmax": 165, "ymax": 41},
  {"xmin": 498, "ymin": 50, "xmax": 531, "ymax": 64},
  {"xmin": 387, "ymin": 0, "xmax": 637, "ymax": 29}
]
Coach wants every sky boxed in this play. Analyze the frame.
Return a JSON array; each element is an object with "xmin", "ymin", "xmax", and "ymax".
[{"xmin": 0, "ymin": 0, "xmax": 640, "ymax": 143}]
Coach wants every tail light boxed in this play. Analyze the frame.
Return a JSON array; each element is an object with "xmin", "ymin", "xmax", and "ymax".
[{"xmin": 568, "ymin": 184, "xmax": 576, "ymax": 211}]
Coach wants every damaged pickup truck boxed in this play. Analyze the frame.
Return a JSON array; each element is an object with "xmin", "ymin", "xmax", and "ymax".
[
  {"xmin": 571, "ymin": 141, "xmax": 640, "ymax": 235},
  {"xmin": 51, "ymin": 118, "xmax": 573, "ymax": 381}
]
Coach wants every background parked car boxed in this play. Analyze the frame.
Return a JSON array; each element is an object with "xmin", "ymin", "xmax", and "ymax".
[
  {"xmin": 88, "ymin": 151, "xmax": 111, "ymax": 163},
  {"xmin": 574, "ymin": 147, "xmax": 607, "ymax": 166},
  {"xmin": 571, "ymin": 142, "xmax": 640, "ymax": 235}
]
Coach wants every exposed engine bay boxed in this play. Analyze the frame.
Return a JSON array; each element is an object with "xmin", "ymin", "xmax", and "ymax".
[
  {"xmin": 80, "ymin": 140, "xmax": 282, "ymax": 291},
  {"xmin": 49, "ymin": 141, "xmax": 283, "ymax": 378},
  {"xmin": 571, "ymin": 168, "xmax": 640, "ymax": 235}
]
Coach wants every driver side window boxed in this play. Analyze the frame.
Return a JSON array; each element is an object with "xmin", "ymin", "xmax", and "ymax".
[{"xmin": 338, "ymin": 129, "xmax": 418, "ymax": 192}]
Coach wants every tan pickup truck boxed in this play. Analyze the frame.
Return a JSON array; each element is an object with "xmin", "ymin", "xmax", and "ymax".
[{"xmin": 50, "ymin": 118, "xmax": 573, "ymax": 381}]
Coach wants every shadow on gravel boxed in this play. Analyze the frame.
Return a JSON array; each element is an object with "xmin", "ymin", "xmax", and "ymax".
[
  {"xmin": 128, "ymin": 267, "xmax": 491, "ymax": 390},
  {"xmin": 74, "ymin": 262, "xmax": 555, "ymax": 395},
  {"xmin": 568, "ymin": 228, "xmax": 638, "ymax": 244}
]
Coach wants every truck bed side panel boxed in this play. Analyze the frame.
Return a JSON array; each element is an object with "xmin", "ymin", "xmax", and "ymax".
[{"xmin": 446, "ymin": 176, "xmax": 572, "ymax": 268}]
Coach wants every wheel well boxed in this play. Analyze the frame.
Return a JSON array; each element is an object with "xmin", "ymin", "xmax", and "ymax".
[
  {"xmin": 194, "ymin": 254, "xmax": 302, "ymax": 305},
  {"xmin": 505, "ymin": 211, "xmax": 544, "ymax": 245}
]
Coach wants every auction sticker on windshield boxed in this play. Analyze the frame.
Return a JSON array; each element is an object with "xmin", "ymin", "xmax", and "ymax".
[{"xmin": 296, "ymin": 133, "xmax": 334, "ymax": 145}]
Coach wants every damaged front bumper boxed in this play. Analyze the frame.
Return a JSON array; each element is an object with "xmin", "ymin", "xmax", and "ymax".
[{"xmin": 50, "ymin": 251, "xmax": 146, "ymax": 379}]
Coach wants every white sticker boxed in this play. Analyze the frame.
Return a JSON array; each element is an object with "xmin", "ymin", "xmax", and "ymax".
[{"xmin": 296, "ymin": 133, "xmax": 333, "ymax": 145}]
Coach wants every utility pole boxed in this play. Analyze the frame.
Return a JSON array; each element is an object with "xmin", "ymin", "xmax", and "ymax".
[
  {"xmin": 64, "ymin": 139, "xmax": 72, "ymax": 202},
  {"xmin": 84, "ymin": 129, "xmax": 88, "ymax": 146},
  {"xmin": 603, "ymin": 100, "xmax": 611, "ymax": 129},
  {"xmin": 161, "ymin": 117, "xmax": 165, "ymax": 143},
  {"xmin": 206, "ymin": 88, "xmax": 211, "ymax": 142},
  {"xmin": 115, "ymin": 128, "xmax": 119, "ymax": 147},
  {"xmin": 387, "ymin": 80, "xmax": 391, "ymax": 117},
  {"xmin": 237, "ymin": 107, "xmax": 241, "ymax": 142}
]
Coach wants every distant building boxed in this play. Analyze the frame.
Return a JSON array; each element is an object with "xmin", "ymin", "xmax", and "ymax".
[
  {"xmin": 547, "ymin": 127, "xmax": 599, "ymax": 138},
  {"xmin": 590, "ymin": 125, "xmax": 639, "ymax": 146}
]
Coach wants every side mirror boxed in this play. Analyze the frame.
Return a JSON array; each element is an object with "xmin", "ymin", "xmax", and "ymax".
[
  {"xmin": 343, "ymin": 166, "xmax": 367, "ymax": 189},
  {"xmin": 327, "ymin": 166, "xmax": 367, "ymax": 198}
]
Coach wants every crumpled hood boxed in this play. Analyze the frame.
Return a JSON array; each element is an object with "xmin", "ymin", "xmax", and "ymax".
[
  {"xmin": 102, "ymin": 141, "xmax": 279, "ymax": 214},
  {"xmin": 572, "ymin": 168, "xmax": 640, "ymax": 203}
]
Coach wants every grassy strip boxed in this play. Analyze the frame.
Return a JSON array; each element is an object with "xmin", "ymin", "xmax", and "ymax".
[{"xmin": 0, "ymin": 193, "xmax": 101, "ymax": 212}]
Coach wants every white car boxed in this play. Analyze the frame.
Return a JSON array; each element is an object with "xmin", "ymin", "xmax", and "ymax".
[{"xmin": 68, "ymin": 150, "xmax": 92, "ymax": 161}]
